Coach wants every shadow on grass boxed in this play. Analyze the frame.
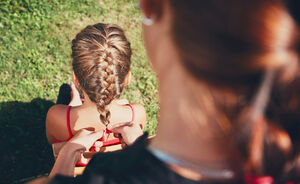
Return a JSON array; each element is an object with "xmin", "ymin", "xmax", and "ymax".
[{"xmin": 0, "ymin": 98, "xmax": 55, "ymax": 184}]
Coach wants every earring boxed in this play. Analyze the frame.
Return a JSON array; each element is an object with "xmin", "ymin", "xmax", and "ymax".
[{"xmin": 142, "ymin": 14, "xmax": 154, "ymax": 26}]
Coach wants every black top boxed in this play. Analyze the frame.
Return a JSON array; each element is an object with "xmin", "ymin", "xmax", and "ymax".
[{"xmin": 50, "ymin": 134, "xmax": 222, "ymax": 184}]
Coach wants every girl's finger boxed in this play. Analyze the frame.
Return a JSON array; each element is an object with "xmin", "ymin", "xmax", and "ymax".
[
  {"xmin": 94, "ymin": 141, "xmax": 103, "ymax": 152},
  {"xmin": 121, "ymin": 143, "xmax": 127, "ymax": 149},
  {"xmin": 80, "ymin": 154, "xmax": 89, "ymax": 164},
  {"xmin": 70, "ymin": 130, "xmax": 103, "ymax": 149},
  {"xmin": 113, "ymin": 133, "xmax": 121, "ymax": 138},
  {"xmin": 107, "ymin": 125, "xmax": 126, "ymax": 135}
]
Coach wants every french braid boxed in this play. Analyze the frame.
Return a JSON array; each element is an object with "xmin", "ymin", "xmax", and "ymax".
[{"xmin": 72, "ymin": 23, "xmax": 131, "ymax": 126}]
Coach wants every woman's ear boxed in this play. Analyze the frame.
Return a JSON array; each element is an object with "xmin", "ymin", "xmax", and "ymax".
[
  {"xmin": 140, "ymin": 0, "xmax": 164, "ymax": 21},
  {"xmin": 124, "ymin": 71, "xmax": 132, "ymax": 86}
]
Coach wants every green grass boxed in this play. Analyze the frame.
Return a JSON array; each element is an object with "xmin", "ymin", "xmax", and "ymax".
[{"xmin": 0, "ymin": 0, "xmax": 158, "ymax": 183}]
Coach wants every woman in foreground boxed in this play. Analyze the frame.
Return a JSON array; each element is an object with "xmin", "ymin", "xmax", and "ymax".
[{"xmin": 32, "ymin": 0, "xmax": 300, "ymax": 183}]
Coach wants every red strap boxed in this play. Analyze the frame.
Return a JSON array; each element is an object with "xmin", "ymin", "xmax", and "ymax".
[
  {"xmin": 244, "ymin": 175, "xmax": 274, "ymax": 184},
  {"xmin": 53, "ymin": 106, "xmax": 73, "ymax": 143},
  {"xmin": 75, "ymin": 162, "xmax": 87, "ymax": 167},
  {"xmin": 66, "ymin": 106, "xmax": 73, "ymax": 140},
  {"xmin": 54, "ymin": 137, "xmax": 63, "ymax": 143},
  {"xmin": 102, "ymin": 137, "xmax": 121, "ymax": 147}
]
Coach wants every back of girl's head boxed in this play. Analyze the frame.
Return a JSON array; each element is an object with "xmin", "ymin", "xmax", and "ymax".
[
  {"xmin": 71, "ymin": 23, "xmax": 132, "ymax": 125},
  {"xmin": 167, "ymin": 0, "xmax": 300, "ymax": 182}
]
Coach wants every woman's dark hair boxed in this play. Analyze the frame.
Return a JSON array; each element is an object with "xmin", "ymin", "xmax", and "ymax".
[
  {"xmin": 72, "ymin": 23, "xmax": 132, "ymax": 125},
  {"xmin": 168, "ymin": 0, "xmax": 300, "ymax": 182},
  {"xmin": 286, "ymin": 0, "xmax": 300, "ymax": 24}
]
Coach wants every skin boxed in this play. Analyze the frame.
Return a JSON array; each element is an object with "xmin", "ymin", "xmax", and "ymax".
[
  {"xmin": 141, "ymin": 0, "xmax": 236, "ymax": 181},
  {"xmin": 46, "ymin": 71, "xmax": 146, "ymax": 144},
  {"xmin": 30, "ymin": 1, "xmax": 239, "ymax": 183}
]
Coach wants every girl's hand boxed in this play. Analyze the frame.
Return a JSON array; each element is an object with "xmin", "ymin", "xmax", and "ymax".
[
  {"xmin": 48, "ymin": 130, "xmax": 103, "ymax": 178},
  {"xmin": 107, "ymin": 122, "xmax": 143, "ymax": 146},
  {"xmin": 68, "ymin": 129, "xmax": 104, "ymax": 164},
  {"xmin": 52, "ymin": 130, "xmax": 103, "ymax": 159},
  {"xmin": 69, "ymin": 129, "xmax": 103, "ymax": 151}
]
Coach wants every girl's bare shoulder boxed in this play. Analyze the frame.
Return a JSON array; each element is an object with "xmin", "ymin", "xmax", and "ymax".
[
  {"xmin": 47, "ymin": 104, "xmax": 69, "ymax": 121},
  {"xmin": 130, "ymin": 103, "xmax": 147, "ymax": 127},
  {"xmin": 46, "ymin": 104, "xmax": 70, "ymax": 134}
]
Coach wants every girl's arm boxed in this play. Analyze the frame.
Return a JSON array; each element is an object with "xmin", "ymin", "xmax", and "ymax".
[
  {"xmin": 27, "ymin": 130, "xmax": 103, "ymax": 184},
  {"xmin": 49, "ymin": 142, "xmax": 85, "ymax": 177}
]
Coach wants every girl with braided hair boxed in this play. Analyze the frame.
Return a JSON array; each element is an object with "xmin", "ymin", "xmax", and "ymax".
[
  {"xmin": 46, "ymin": 23, "xmax": 146, "ymax": 155},
  {"xmin": 31, "ymin": 0, "xmax": 300, "ymax": 183}
]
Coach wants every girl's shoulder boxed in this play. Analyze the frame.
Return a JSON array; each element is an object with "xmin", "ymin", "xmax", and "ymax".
[
  {"xmin": 130, "ymin": 103, "xmax": 146, "ymax": 118},
  {"xmin": 47, "ymin": 104, "xmax": 69, "ymax": 120},
  {"xmin": 129, "ymin": 103, "xmax": 147, "ymax": 128},
  {"xmin": 46, "ymin": 104, "xmax": 71, "ymax": 143},
  {"xmin": 109, "ymin": 101, "xmax": 146, "ymax": 126}
]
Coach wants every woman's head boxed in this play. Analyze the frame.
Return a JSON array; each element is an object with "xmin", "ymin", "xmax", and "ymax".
[
  {"xmin": 142, "ymin": 0, "xmax": 298, "ymax": 87},
  {"xmin": 141, "ymin": 0, "xmax": 300, "ymax": 181},
  {"xmin": 71, "ymin": 23, "xmax": 132, "ymax": 125}
]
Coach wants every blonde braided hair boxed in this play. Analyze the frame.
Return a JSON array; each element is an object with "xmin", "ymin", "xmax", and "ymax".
[{"xmin": 72, "ymin": 23, "xmax": 131, "ymax": 126}]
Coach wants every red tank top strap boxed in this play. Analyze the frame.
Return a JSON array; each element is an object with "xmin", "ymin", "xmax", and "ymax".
[
  {"xmin": 53, "ymin": 105, "xmax": 73, "ymax": 143},
  {"xmin": 65, "ymin": 105, "xmax": 73, "ymax": 140},
  {"xmin": 126, "ymin": 104, "xmax": 135, "ymax": 122},
  {"xmin": 54, "ymin": 137, "xmax": 63, "ymax": 143}
]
